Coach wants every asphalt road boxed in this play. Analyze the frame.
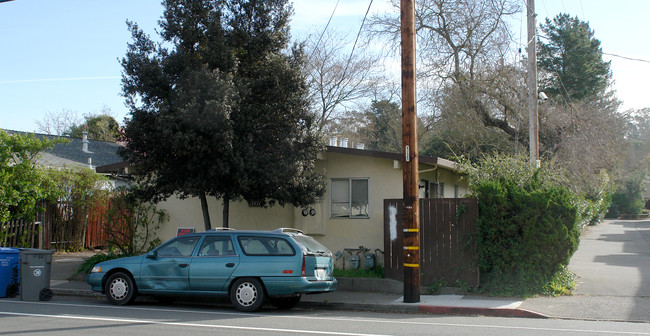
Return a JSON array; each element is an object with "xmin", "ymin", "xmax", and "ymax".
[{"xmin": 1, "ymin": 296, "xmax": 649, "ymax": 336}]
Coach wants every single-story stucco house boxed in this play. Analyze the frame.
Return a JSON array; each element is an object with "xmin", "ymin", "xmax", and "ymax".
[{"xmin": 98, "ymin": 144, "xmax": 469, "ymax": 257}]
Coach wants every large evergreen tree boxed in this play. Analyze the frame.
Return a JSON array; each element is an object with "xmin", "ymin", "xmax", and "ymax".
[
  {"xmin": 538, "ymin": 13, "xmax": 613, "ymax": 104},
  {"xmin": 119, "ymin": 0, "xmax": 324, "ymax": 229}
]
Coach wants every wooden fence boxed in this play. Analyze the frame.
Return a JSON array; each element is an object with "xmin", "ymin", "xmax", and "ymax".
[
  {"xmin": 0, "ymin": 219, "xmax": 43, "ymax": 248},
  {"xmin": 384, "ymin": 198, "xmax": 479, "ymax": 287},
  {"xmin": 1, "ymin": 199, "xmax": 120, "ymax": 250}
]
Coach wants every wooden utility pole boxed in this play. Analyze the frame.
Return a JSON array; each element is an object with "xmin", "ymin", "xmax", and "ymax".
[
  {"xmin": 401, "ymin": 0, "xmax": 420, "ymax": 303},
  {"xmin": 527, "ymin": 0, "xmax": 539, "ymax": 165}
]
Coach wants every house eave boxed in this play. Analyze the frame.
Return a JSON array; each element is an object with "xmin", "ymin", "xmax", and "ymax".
[{"xmin": 325, "ymin": 146, "xmax": 462, "ymax": 172}]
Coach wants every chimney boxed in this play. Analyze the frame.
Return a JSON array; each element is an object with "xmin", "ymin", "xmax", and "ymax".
[{"xmin": 82, "ymin": 131, "xmax": 89, "ymax": 153}]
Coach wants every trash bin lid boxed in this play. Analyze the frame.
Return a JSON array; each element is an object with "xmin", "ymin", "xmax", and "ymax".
[
  {"xmin": 0, "ymin": 247, "xmax": 20, "ymax": 255},
  {"xmin": 19, "ymin": 248, "xmax": 54, "ymax": 255}
]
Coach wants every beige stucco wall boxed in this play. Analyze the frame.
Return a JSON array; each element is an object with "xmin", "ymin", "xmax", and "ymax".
[
  {"xmin": 311, "ymin": 152, "xmax": 404, "ymax": 258},
  {"xmin": 153, "ymin": 151, "xmax": 469, "ymax": 260},
  {"xmin": 155, "ymin": 196, "xmax": 296, "ymax": 241}
]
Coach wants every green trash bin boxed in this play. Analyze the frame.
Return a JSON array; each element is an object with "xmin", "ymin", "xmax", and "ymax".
[{"xmin": 20, "ymin": 249, "xmax": 54, "ymax": 301}]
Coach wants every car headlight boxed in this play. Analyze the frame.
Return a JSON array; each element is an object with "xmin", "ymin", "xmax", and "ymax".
[{"xmin": 91, "ymin": 266, "xmax": 103, "ymax": 273}]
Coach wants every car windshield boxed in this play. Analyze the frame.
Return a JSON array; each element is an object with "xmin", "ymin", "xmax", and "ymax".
[{"xmin": 293, "ymin": 235, "xmax": 331, "ymax": 255}]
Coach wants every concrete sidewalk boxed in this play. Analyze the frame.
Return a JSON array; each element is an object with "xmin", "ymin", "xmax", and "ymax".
[{"xmin": 43, "ymin": 219, "xmax": 650, "ymax": 322}]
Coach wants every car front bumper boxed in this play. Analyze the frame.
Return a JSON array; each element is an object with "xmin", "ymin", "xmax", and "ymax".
[{"xmin": 86, "ymin": 272, "xmax": 105, "ymax": 292}]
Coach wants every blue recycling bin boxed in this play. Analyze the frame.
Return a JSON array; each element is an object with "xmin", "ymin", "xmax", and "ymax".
[{"xmin": 0, "ymin": 248, "xmax": 20, "ymax": 298}]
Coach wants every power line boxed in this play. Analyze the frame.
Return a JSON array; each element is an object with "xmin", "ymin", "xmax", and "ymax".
[
  {"xmin": 308, "ymin": 0, "xmax": 340, "ymax": 62},
  {"xmin": 345, "ymin": 0, "xmax": 374, "ymax": 67},
  {"xmin": 602, "ymin": 52, "xmax": 650, "ymax": 64}
]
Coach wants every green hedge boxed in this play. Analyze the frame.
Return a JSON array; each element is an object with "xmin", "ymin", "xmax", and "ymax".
[
  {"xmin": 465, "ymin": 155, "xmax": 583, "ymax": 297},
  {"xmin": 475, "ymin": 178, "xmax": 580, "ymax": 296},
  {"xmin": 607, "ymin": 174, "xmax": 645, "ymax": 218}
]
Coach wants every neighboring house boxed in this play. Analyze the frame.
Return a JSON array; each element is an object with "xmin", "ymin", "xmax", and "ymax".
[
  {"xmin": 97, "ymin": 144, "xmax": 469, "ymax": 256},
  {"xmin": 3, "ymin": 130, "xmax": 126, "ymax": 249},
  {"xmin": 6, "ymin": 130, "xmax": 128, "ymax": 188}
]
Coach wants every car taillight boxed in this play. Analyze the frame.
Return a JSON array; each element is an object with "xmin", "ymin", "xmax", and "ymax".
[{"xmin": 301, "ymin": 254, "xmax": 306, "ymax": 277}]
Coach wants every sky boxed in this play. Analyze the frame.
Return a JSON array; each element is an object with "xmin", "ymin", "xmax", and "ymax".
[{"xmin": 1, "ymin": 0, "xmax": 649, "ymax": 133}]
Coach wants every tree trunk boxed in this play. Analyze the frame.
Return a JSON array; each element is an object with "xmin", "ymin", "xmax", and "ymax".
[
  {"xmin": 222, "ymin": 195, "xmax": 230, "ymax": 228},
  {"xmin": 199, "ymin": 192, "xmax": 211, "ymax": 231}
]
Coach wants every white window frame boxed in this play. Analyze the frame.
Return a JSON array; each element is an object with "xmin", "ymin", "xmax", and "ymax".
[{"xmin": 330, "ymin": 178, "xmax": 369, "ymax": 219}]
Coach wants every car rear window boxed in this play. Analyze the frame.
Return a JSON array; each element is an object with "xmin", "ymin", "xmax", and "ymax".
[
  {"xmin": 238, "ymin": 236, "xmax": 296, "ymax": 256},
  {"xmin": 292, "ymin": 235, "xmax": 331, "ymax": 256}
]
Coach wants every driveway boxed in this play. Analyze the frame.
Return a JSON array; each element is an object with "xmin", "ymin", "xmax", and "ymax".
[{"xmin": 520, "ymin": 219, "xmax": 650, "ymax": 321}]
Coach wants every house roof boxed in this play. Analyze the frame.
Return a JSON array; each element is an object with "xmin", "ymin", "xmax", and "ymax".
[
  {"xmin": 92, "ymin": 144, "xmax": 461, "ymax": 174},
  {"xmin": 325, "ymin": 146, "xmax": 460, "ymax": 172},
  {"xmin": 5, "ymin": 130, "xmax": 123, "ymax": 170}
]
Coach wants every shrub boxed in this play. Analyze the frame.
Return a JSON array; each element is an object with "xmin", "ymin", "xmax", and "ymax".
[
  {"xmin": 466, "ymin": 155, "xmax": 582, "ymax": 297},
  {"xmin": 77, "ymin": 252, "xmax": 131, "ymax": 274},
  {"xmin": 607, "ymin": 173, "xmax": 646, "ymax": 217},
  {"xmin": 100, "ymin": 188, "xmax": 167, "ymax": 255}
]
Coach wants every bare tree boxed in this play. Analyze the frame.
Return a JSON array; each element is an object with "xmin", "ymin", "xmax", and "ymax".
[
  {"xmin": 367, "ymin": 0, "xmax": 522, "ymax": 137},
  {"xmin": 541, "ymin": 100, "xmax": 627, "ymax": 192},
  {"xmin": 303, "ymin": 29, "xmax": 381, "ymax": 134},
  {"xmin": 34, "ymin": 108, "xmax": 80, "ymax": 135}
]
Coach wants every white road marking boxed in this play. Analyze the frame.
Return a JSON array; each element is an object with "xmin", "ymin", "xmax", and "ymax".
[
  {"xmin": 5, "ymin": 301, "xmax": 650, "ymax": 335},
  {"xmin": 0, "ymin": 311, "xmax": 391, "ymax": 336}
]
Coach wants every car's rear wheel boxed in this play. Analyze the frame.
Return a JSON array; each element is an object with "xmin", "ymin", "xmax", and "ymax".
[
  {"xmin": 230, "ymin": 278, "xmax": 265, "ymax": 312},
  {"xmin": 271, "ymin": 295, "xmax": 301, "ymax": 310},
  {"xmin": 106, "ymin": 272, "xmax": 137, "ymax": 305}
]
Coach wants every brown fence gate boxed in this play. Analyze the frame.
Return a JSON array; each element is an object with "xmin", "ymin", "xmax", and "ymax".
[{"xmin": 384, "ymin": 198, "xmax": 479, "ymax": 288}]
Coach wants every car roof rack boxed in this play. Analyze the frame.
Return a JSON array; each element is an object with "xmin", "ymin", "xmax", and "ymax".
[
  {"xmin": 273, "ymin": 228, "xmax": 304, "ymax": 234},
  {"xmin": 208, "ymin": 227, "xmax": 237, "ymax": 231}
]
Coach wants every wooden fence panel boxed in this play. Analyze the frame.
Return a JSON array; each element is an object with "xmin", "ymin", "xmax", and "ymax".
[
  {"xmin": 1, "ymin": 219, "xmax": 41, "ymax": 248},
  {"xmin": 86, "ymin": 202, "xmax": 109, "ymax": 249},
  {"xmin": 384, "ymin": 198, "xmax": 479, "ymax": 287}
]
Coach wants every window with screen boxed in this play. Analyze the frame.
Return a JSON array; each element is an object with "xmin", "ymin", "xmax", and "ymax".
[{"xmin": 330, "ymin": 178, "xmax": 369, "ymax": 218}]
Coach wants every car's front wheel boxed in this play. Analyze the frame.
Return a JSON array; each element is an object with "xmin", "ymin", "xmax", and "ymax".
[
  {"xmin": 230, "ymin": 278, "xmax": 265, "ymax": 312},
  {"xmin": 106, "ymin": 272, "xmax": 137, "ymax": 305}
]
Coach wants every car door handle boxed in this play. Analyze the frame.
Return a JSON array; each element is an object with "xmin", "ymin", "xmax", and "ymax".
[
  {"xmin": 226, "ymin": 263, "xmax": 235, "ymax": 268},
  {"xmin": 178, "ymin": 264, "xmax": 189, "ymax": 268}
]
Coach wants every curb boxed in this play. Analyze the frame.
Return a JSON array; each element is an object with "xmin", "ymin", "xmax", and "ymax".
[
  {"xmin": 52, "ymin": 287, "xmax": 549, "ymax": 319},
  {"xmin": 51, "ymin": 288, "xmax": 103, "ymax": 298},
  {"xmin": 50, "ymin": 284, "xmax": 549, "ymax": 319},
  {"xmin": 417, "ymin": 305, "xmax": 549, "ymax": 318},
  {"xmin": 297, "ymin": 300, "xmax": 549, "ymax": 319}
]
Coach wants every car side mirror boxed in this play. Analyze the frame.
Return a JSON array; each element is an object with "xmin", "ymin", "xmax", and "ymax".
[{"xmin": 146, "ymin": 251, "xmax": 158, "ymax": 259}]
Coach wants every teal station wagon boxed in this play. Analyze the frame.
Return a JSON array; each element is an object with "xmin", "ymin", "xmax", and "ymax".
[{"xmin": 87, "ymin": 228, "xmax": 337, "ymax": 312}]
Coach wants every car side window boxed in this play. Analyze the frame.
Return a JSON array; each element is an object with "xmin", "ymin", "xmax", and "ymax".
[
  {"xmin": 198, "ymin": 236, "xmax": 235, "ymax": 257},
  {"xmin": 157, "ymin": 236, "xmax": 200, "ymax": 257},
  {"xmin": 238, "ymin": 236, "xmax": 295, "ymax": 256}
]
